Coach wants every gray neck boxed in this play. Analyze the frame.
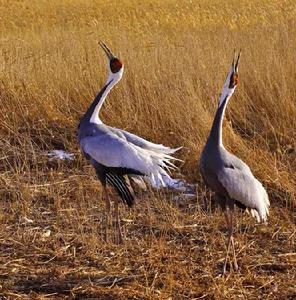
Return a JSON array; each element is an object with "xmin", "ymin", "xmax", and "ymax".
[
  {"xmin": 206, "ymin": 96, "xmax": 229, "ymax": 148},
  {"xmin": 78, "ymin": 80, "xmax": 113, "ymax": 128}
]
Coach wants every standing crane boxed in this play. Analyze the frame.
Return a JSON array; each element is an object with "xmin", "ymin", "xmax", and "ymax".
[
  {"xmin": 78, "ymin": 42, "xmax": 181, "ymax": 243},
  {"xmin": 199, "ymin": 51, "xmax": 270, "ymax": 274}
]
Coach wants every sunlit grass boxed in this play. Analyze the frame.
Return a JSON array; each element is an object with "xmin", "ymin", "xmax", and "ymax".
[{"xmin": 0, "ymin": 0, "xmax": 296, "ymax": 298}]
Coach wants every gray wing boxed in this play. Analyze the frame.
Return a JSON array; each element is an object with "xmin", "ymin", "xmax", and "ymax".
[
  {"xmin": 217, "ymin": 152, "xmax": 270, "ymax": 222},
  {"xmin": 80, "ymin": 130, "xmax": 150, "ymax": 173},
  {"xmin": 221, "ymin": 149, "xmax": 253, "ymax": 175},
  {"xmin": 79, "ymin": 127, "xmax": 176, "ymax": 183},
  {"xmin": 107, "ymin": 126, "xmax": 181, "ymax": 154}
]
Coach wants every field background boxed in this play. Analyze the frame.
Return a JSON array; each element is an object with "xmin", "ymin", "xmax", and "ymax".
[{"xmin": 0, "ymin": 0, "xmax": 296, "ymax": 298}]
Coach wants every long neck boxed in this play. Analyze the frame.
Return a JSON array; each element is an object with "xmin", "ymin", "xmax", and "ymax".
[
  {"xmin": 80, "ymin": 78, "xmax": 115, "ymax": 126},
  {"xmin": 206, "ymin": 95, "xmax": 230, "ymax": 148}
]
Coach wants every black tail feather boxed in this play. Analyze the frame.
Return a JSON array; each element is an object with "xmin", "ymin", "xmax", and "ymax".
[{"xmin": 106, "ymin": 172, "xmax": 135, "ymax": 207}]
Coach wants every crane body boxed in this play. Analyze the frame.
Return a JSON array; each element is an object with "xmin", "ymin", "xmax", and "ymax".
[
  {"xmin": 78, "ymin": 42, "xmax": 181, "ymax": 242},
  {"xmin": 199, "ymin": 52, "xmax": 270, "ymax": 273}
]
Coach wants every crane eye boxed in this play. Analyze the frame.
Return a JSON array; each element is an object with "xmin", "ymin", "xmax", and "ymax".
[
  {"xmin": 110, "ymin": 58, "xmax": 123, "ymax": 73},
  {"xmin": 229, "ymin": 72, "xmax": 239, "ymax": 88}
]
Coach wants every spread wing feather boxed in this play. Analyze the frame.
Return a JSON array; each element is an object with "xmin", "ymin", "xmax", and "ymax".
[
  {"xmin": 80, "ymin": 130, "xmax": 179, "ymax": 188},
  {"xmin": 108, "ymin": 126, "xmax": 182, "ymax": 154}
]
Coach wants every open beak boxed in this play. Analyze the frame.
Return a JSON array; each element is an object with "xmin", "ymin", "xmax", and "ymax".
[
  {"xmin": 99, "ymin": 41, "xmax": 115, "ymax": 60},
  {"xmin": 233, "ymin": 49, "xmax": 241, "ymax": 72}
]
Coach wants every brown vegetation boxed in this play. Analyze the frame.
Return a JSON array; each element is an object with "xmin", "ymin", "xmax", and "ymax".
[{"xmin": 0, "ymin": 0, "xmax": 295, "ymax": 298}]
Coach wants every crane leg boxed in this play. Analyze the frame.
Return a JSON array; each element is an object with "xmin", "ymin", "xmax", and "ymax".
[
  {"xmin": 223, "ymin": 210, "xmax": 232, "ymax": 274},
  {"xmin": 114, "ymin": 197, "xmax": 123, "ymax": 244},
  {"xmin": 224, "ymin": 209, "xmax": 230, "ymax": 229},
  {"xmin": 229, "ymin": 211, "xmax": 238, "ymax": 271},
  {"xmin": 103, "ymin": 186, "xmax": 111, "ymax": 242},
  {"xmin": 231, "ymin": 235, "xmax": 238, "ymax": 271}
]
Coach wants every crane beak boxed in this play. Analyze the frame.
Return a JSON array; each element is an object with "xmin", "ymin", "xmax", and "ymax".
[
  {"xmin": 233, "ymin": 50, "xmax": 241, "ymax": 72},
  {"xmin": 99, "ymin": 41, "xmax": 115, "ymax": 60}
]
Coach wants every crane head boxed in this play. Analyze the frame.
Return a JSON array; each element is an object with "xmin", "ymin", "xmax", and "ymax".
[
  {"xmin": 218, "ymin": 50, "xmax": 241, "ymax": 108},
  {"xmin": 229, "ymin": 50, "xmax": 241, "ymax": 88},
  {"xmin": 99, "ymin": 41, "xmax": 124, "ymax": 75}
]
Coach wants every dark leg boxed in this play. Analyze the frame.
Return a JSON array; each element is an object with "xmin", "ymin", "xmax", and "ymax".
[
  {"xmin": 103, "ymin": 186, "xmax": 111, "ymax": 242},
  {"xmin": 223, "ymin": 209, "xmax": 232, "ymax": 274},
  {"xmin": 224, "ymin": 209, "xmax": 230, "ymax": 229},
  {"xmin": 229, "ymin": 212, "xmax": 238, "ymax": 271},
  {"xmin": 114, "ymin": 197, "xmax": 123, "ymax": 244}
]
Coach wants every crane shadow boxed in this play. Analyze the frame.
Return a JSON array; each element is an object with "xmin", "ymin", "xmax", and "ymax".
[{"xmin": 14, "ymin": 273, "xmax": 140, "ymax": 298}]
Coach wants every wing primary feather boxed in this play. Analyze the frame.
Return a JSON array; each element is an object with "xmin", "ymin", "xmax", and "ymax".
[
  {"xmin": 111, "ymin": 173, "xmax": 134, "ymax": 206},
  {"xmin": 106, "ymin": 173, "xmax": 128, "ymax": 203},
  {"xmin": 106, "ymin": 173, "xmax": 130, "ymax": 203},
  {"xmin": 106, "ymin": 173, "xmax": 128, "ymax": 204},
  {"xmin": 106, "ymin": 173, "xmax": 134, "ymax": 207}
]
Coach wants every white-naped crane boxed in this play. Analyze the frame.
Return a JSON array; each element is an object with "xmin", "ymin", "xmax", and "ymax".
[
  {"xmin": 199, "ymin": 51, "xmax": 270, "ymax": 274},
  {"xmin": 78, "ymin": 42, "xmax": 181, "ymax": 243}
]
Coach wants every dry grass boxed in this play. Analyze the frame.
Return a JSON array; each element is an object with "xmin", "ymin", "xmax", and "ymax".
[{"xmin": 0, "ymin": 0, "xmax": 296, "ymax": 298}]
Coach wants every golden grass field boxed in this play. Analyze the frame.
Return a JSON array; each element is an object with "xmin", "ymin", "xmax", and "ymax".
[{"xmin": 1, "ymin": 0, "xmax": 296, "ymax": 298}]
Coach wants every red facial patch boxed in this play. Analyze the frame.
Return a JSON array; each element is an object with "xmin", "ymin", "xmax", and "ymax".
[
  {"xmin": 229, "ymin": 72, "xmax": 239, "ymax": 88},
  {"xmin": 110, "ymin": 58, "xmax": 123, "ymax": 73}
]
